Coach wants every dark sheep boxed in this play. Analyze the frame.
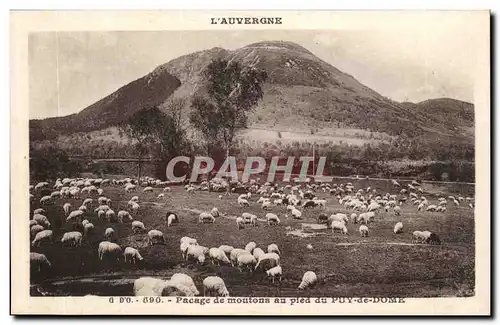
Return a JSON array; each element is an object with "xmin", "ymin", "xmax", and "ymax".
[
  {"xmin": 427, "ymin": 233, "xmax": 441, "ymax": 245},
  {"xmin": 303, "ymin": 200, "xmax": 317, "ymax": 209},
  {"xmin": 317, "ymin": 213, "xmax": 329, "ymax": 224}
]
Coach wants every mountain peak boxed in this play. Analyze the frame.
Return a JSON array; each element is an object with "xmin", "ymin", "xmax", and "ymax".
[{"xmin": 243, "ymin": 40, "xmax": 314, "ymax": 55}]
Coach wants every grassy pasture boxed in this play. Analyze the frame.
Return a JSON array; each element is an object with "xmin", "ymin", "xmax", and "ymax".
[{"xmin": 29, "ymin": 178, "xmax": 475, "ymax": 298}]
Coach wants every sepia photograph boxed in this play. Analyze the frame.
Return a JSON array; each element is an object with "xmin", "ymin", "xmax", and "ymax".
[{"xmin": 10, "ymin": 10, "xmax": 490, "ymax": 315}]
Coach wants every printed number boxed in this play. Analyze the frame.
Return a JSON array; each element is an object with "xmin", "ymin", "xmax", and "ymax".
[
  {"xmin": 120, "ymin": 297, "xmax": 132, "ymax": 303},
  {"xmin": 109, "ymin": 297, "xmax": 114, "ymax": 303},
  {"xmin": 143, "ymin": 297, "xmax": 162, "ymax": 303}
]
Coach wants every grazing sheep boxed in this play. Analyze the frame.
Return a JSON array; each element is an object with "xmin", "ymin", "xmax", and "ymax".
[
  {"xmin": 291, "ymin": 208, "xmax": 302, "ymax": 219},
  {"xmin": 331, "ymin": 221, "xmax": 348, "ymax": 234},
  {"xmin": 147, "ymin": 230, "xmax": 165, "ymax": 245},
  {"xmin": 124, "ymin": 247, "xmax": 144, "ymax": 264},
  {"xmin": 298, "ymin": 271, "xmax": 318, "ymax": 290},
  {"xmin": 267, "ymin": 243, "xmax": 281, "ymax": 255},
  {"xmin": 210, "ymin": 207, "xmax": 220, "ymax": 217},
  {"xmin": 180, "ymin": 236, "xmax": 198, "ymax": 246},
  {"xmin": 242, "ymin": 212, "xmax": 258, "ymax": 226},
  {"xmin": 97, "ymin": 210, "xmax": 106, "ymax": 221},
  {"xmin": 266, "ymin": 213, "xmax": 280, "ymax": 226},
  {"xmin": 33, "ymin": 208, "xmax": 45, "ymax": 215},
  {"xmin": 209, "ymin": 247, "xmax": 231, "ymax": 266},
  {"xmin": 236, "ymin": 216, "xmax": 245, "ymax": 229},
  {"xmin": 252, "ymin": 247, "xmax": 265, "ymax": 261},
  {"xmin": 104, "ymin": 227, "xmax": 115, "ymax": 241},
  {"xmin": 98, "ymin": 241, "xmax": 122, "ymax": 261},
  {"xmin": 394, "ymin": 222, "xmax": 404, "ymax": 234},
  {"xmin": 105, "ymin": 209, "xmax": 116, "ymax": 222},
  {"xmin": 166, "ymin": 273, "xmax": 199, "ymax": 296},
  {"xmin": 203, "ymin": 276, "xmax": 229, "ymax": 297},
  {"xmin": 157, "ymin": 193, "xmax": 165, "ymax": 200},
  {"xmin": 266, "ymin": 265, "xmax": 283, "ymax": 283},
  {"xmin": 412, "ymin": 231, "xmax": 429, "ymax": 243},
  {"xmin": 245, "ymin": 242, "xmax": 257, "ymax": 254},
  {"xmin": 61, "ymin": 231, "xmax": 83, "ymax": 247},
  {"xmin": 255, "ymin": 253, "xmax": 280, "ymax": 271},
  {"xmin": 394, "ymin": 206, "xmax": 401, "ymax": 216},
  {"xmin": 165, "ymin": 214, "xmax": 176, "ymax": 227},
  {"xmin": 350, "ymin": 213, "xmax": 358, "ymax": 224},
  {"xmin": 84, "ymin": 222, "xmax": 94, "ymax": 236},
  {"xmin": 63, "ymin": 203, "xmax": 71, "ymax": 216},
  {"xmin": 117, "ymin": 210, "xmax": 132, "ymax": 223},
  {"xmin": 426, "ymin": 205, "xmax": 437, "ymax": 212},
  {"xmin": 237, "ymin": 253, "xmax": 257, "ymax": 272},
  {"xmin": 66, "ymin": 210, "xmax": 84, "ymax": 223},
  {"xmin": 130, "ymin": 203, "xmax": 140, "ymax": 215},
  {"xmin": 186, "ymin": 245, "xmax": 207, "ymax": 264},
  {"xmin": 30, "ymin": 225, "xmax": 45, "ymax": 237},
  {"xmin": 31, "ymin": 230, "xmax": 53, "ymax": 247},
  {"xmin": 133, "ymin": 277, "xmax": 166, "ymax": 296},
  {"xmin": 219, "ymin": 245, "xmax": 234, "ymax": 256},
  {"xmin": 29, "ymin": 219, "xmax": 38, "ymax": 227},
  {"xmin": 199, "ymin": 212, "xmax": 215, "ymax": 224},
  {"xmin": 143, "ymin": 186, "xmax": 154, "ymax": 193},
  {"xmin": 131, "ymin": 221, "xmax": 145, "ymax": 234},
  {"xmin": 261, "ymin": 201, "xmax": 272, "ymax": 210},
  {"xmin": 229, "ymin": 248, "xmax": 249, "ymax": 266},
  {"xmin": 30, "ymin": 252, "xmax": 51, "ymax": 272},
  {"xmin": 40, "ymin": 196, "xmax": 52, "ymax": 205},
  {"xmin": 238, "ymin": 197, "xmax": 249, "ymax": 207},
  {"xmin": 359, "ymin": 225, "xmax": 369, "ymax": 237},
  {"xmin": 33, "ymin": 214, "xmax": 51, "ymax": 229},
  {"xmin": 317, "ymin": 213, "xmax": 329, "ymax": 224},
  {"xmin": 427, "ymin": 232, "xmax": 442, "ymax": 245},
  {"xmin": 163, "ymin": 187, "xmax": 171, "ymax": 192}
]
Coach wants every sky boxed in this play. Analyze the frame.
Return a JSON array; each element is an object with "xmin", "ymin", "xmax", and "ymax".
[{"xmin": 28, "ymin": 28, "xmax": 477, "ymax": 119}]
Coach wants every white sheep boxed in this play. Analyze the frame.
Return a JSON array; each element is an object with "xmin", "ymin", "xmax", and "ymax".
[
  {"xmin": 33, "ymin": 214, "xmax": 51, "ymax": 229},
  {"xmin": 133, "ymin": 277, "xmax": 166, "ymax": 296},
  {"xmin": 252, "ymin": 247, "xmax": 265, "ymax": 261},
  {"xmin": 255, "ymin": 253, "xmax": 280, "ymax": 271},
  {"xmin": 394, "ymin": 222, "xmax": 404, "ymax": 234},
  {"xmin": 30, "ymin": 252, "xmax": 51, "ymax": 272},
  {"xmin": 157, "ymin": 193, "xmax": 165, "ymax": 200},
  {"xmin": 266, "ymin": 213, "xmax": 280, "ymax": 226},
  {"xmin": 412, "ymin": 230, "xmax": 430, "ymax": 243},
  {"xmin": 30, "ymin": 224, "xmax": 45, "ymax": 237},
  {"xmin": 203, "ymin": 276, "xmax": 229, "ymax": 297},
  {"xmin": 229, "ymin": 248, "xmax": 249, "ymax": 266},
  {"xmin": 219, "ymin": 245, "xmax": 234, "ymax": 256},
  {"xmin": 245, "ymin": 241, "xmax": 257, "ymax": 254},
  {"xmin": 237, "ymin": 253, "xmax": 257, "ymax": 272},
  {"xmin": 267, "ymin": 243, "xmax": 281, "ymax": 255},
  {"xmin": 117, "ymin": 210, "xmax": 132, "ymax": 223},
  {"xmin": 29, "ymin": 219, "xmax": 38, "ymax": 227},
  {"xmin": 167, "ymin": 273, "xmax": 199, "ymax": 296},
  {"xmin": 359, "ymin": 225, "xmax": 369, "ymax": 237},
  {"xmin": 350, "ymin": 213, "xmax": 358, "ymax": 224},
  {"xmin": 186, "ymin": 245, "xmax": 207, "ymax": 264},
  {"xmin": 238, "ymin": 197, "xmax": 249, "ymax": 207},
  {"xmin": 331, "ymin": 221, "xmax": 348, "ymax": 234},
  {"xmin": 124, "ymin": 247, "xmax": 144, "ymax": 264},
  {"xmin": 105, "ymin": 209, "xmax": 116, "ymax": 222},
  {"xmin": 33, "ymin": 208, "xmax": 45, "ymax": 215},
  {"xmin": 40, "ymin": 196, "xmax": 52, "ymax": 205},
  {"xmin": 165, "ymin": 214, "xmax": 176, "ymax": 228},
  {"xmin": 180, "ymin": 236, "xmax": 198, "ymax": 246},
  {"xmin": 98, "ymin": 241, "xmax": 122, "ymax": 261},
  {"xmin": 291, "ymin": 208, "xmax": 302, "ymax": 219},
  {"xmin": 163, "ymin": 187, "xmax": 171, "ymax": 192},
  {"xmin": 66, "ymin": 210, "xmax": 84, "ymax": 223},
  {"xmin": 104, "ymin": 227, "xmax": 115, "ymax": 241},
  {"xmin": 236, "ymin": 216, "xmax": 245, "ymax": 229},
  {"xmin": 298, "ymin": 271, "xmax": 318, "ymax": 290},
  {"xmin": 261, "ymin": 201, "xmax": 272, "ymax": 210},
  {"xmin": 242, "ymin": 212, "xmax": 258, "ymax": 226},
  {"xmin": 199, "ymin": 212, "xmax": 215, "ymax": 224},
  {"xmin": 131, "ymin": 203, "xmax": 140, "ymax": 215},
  {"xmin": 211, "ymin": 207, "xmax": 220, "ymax": 217},
  {"xmin": 61, "ymin": 231, "xmax": 83, "ymax": 247},
  {"xmin": 131, "ymin": 220, "xmax": 146, "ymax": 234},
  {"xmin": 83, "ymin": 222, "xmax": 94, "ymax": 236},
  {"xmin": 31, "ymin": 230, "xmax": 53, "ymax": 247},
  {"xmin": 63, "ymin": 203, "xmax": 71, "ymax": 216},
  {"xmin": 266, "ymin": 265, "xmax": 283, "ymax": 283},
  {"xmin": 394, "ymin": 206, "xmax": 401, "ymax": 216},
  {"xmin": 209, "ymin": 247, "xmax": 231, "ymax": 266},
  {"xmin": 148, "ymin": 230, "xmax": 165, "ymax": 245}
]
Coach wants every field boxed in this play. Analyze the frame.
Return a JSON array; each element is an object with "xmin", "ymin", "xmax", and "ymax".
[{"xmin": 29, "ymin": 177, "xmax": 475, "ymax": 298}]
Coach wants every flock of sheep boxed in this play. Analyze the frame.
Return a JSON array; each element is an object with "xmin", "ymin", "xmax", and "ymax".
[{"xmin": 29, "ymin": 175, "xmax": 473, "ymax": 296}]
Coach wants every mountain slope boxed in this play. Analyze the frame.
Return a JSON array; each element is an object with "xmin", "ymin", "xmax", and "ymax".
[{"xmin": 29, "ymin": 40, "xmax": 474, "ymax": 143}]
